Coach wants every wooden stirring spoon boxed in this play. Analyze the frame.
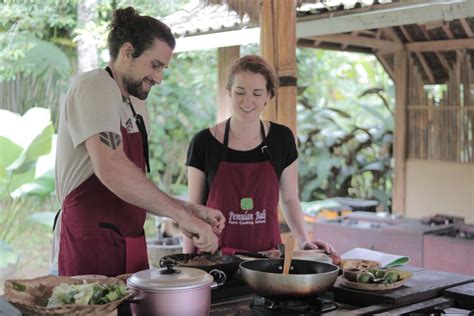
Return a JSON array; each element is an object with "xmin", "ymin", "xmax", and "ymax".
[{"xmin": 282, "ymin": 234, "xmax": 295, "ymax": 275}]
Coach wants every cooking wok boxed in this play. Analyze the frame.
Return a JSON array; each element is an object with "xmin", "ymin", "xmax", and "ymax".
[
  {"xmin": 159, "ymin": 253, "xmax": 242, "ymax": 280},
  {"xmin": 240, "ymin": 259, "xmax": 339, "ymax": 298}
]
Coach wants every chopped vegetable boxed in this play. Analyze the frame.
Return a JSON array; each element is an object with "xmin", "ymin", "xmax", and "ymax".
[{"xmin": 47, "ymin": 282, "xmax": 127, "ymax": 308}]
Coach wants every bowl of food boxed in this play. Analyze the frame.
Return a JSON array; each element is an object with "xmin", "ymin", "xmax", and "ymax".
[
  {"xmin": 4, "ymin": 275, "xmax": 132, "ymax": 315},
  {"xmin": 342, "ymin": 268, "xmax": 363, "ymax": 282}
]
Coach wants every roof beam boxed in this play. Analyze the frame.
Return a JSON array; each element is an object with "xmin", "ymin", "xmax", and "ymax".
[
  {"xmin": 310, "ymin": 34, "xmax": 401, "ymax": 51},
  {"xmin": 419, "ymin": 26, "xmax": 452, "ymax": 72},
  {"xmin": 400, "ymin": 26, "xmax": 435, "ymax": 83},
  {"xmin": 376, "ymin": 52, "xmax": 395, "ymax": 80},
  {"xmin": 173, "ymin": 27, "xmax": 259, "ymax": 53},
  {"xmin": 297, "ymin": 0, "xmax": 474, "ymax": 37},
  {"xmin": 341, "ymin": 31, "xmax": 358, "ymax": 50},
  {"xmin": 405, "ymin": 38, "xmax": 474, "ymax": 52},
  {"xmin": 441, "ymin": 24, "xmax": 454, "ymax": 39},
  {"xmin": 459, "ymin": 18, "xmax": 473, "ymax": 37},
  {"xmin": 297, "ymin": 38, "xmax": 373, "ymax": 54},
  {"xmin": 381, "ymin": 27, "xmax": 402, "ymax": 44}
]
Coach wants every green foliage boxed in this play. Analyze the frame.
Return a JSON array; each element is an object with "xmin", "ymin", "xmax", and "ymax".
[
  {"xmin": 0, "ymin": 108, "xmax": 56, "ymax": 269},
  {"xmin": 296, "ymin": 49, "xmax": 394, "ymax": 210},
  {"xmin": 146, "ymin": 49, "xmax": 217, "ymax": 194},
  {"xmin": 0, "ymin": 0, "xmax": 76, "ymax": 81}
]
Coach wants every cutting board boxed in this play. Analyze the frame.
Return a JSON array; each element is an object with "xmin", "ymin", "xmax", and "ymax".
[{"xmin": 333, "ymin": 266, "xmax": 474, "ymax": 307}]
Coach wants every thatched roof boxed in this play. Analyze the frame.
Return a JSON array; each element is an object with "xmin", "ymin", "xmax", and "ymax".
[{"xmin": 200, "ymin": 0, "xmax": 395, "ymax": 23}]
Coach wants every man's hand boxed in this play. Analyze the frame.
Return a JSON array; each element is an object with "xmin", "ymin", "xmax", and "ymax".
[
  {"xmin": 179, "ymin": 214, "xmax": 219, "ymax": 253},
  {"xmin": 190, "ymin": 204, "xmax": 225, "ymax": 234}
]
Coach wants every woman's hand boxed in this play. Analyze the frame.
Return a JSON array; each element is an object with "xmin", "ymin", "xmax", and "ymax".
[
  {"xmin": 300, "ymin": 239, "xmax": 337, "ymax": 254},
  {"xmin": 300, "ymin": 239, "xmax": 341, "ymax": 265}
]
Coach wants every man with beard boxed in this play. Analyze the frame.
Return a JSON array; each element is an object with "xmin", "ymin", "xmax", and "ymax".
[{"xmin": 52, "ymin": 7, "xmax": 225, "ymax": 277}]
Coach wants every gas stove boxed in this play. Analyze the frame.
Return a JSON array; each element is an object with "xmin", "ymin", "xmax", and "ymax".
[
  {"xmin": 210, "ymin": 295, "xmax": 339, "ymax": 316},
  {"xmin": 250, "ymin": 296, "xmax": 337, "ymax": 315},
  {"xmin": 210, "ymin": 267, "xmax": 474, "ymax": 316},
  {"xmin": 420, "ymin": 214, "xmax": 465, "ymax": 226},
  {"xmin": 423, "ymin": 223, "xmax": 474, "ymax": 275},
  {"xmin": 432, "ymin": 224, "xmax": 474, "ymax": 240}
]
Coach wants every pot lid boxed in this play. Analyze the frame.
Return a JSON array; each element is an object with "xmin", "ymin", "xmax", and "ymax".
[{"xmin": 127, "ymin": 267, "xmax": 213, "ymax": 291}]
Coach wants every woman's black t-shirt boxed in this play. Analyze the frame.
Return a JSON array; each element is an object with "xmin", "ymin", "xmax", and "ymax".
[{"xmin": 186, "ymin": 121, "xmax": 298, "ymax": 200}]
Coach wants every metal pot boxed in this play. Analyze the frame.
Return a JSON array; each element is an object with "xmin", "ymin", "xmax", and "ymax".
[
  {"xmin": 240, "ymin": 259, "xmax": 339, "ymax": 298},
  {"xmin": 160, "ymin": 253, "xmax": 242, "ymax": 280},
  {"xmin": 127, "ymin": 262, "xmax": 225, "ymax": 316}
]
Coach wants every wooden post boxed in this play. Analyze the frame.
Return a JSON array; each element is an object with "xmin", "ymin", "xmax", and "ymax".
[
  {"xmin": 392, "ymin": 49, "xmax": 408, "ymax": 215},
  {"xmin": 260, "ymin": 0, "xmax": 277, "ymax": 123},
  {"xmin": 260, "ymin": 0, "xmax": 298, "ymax": 228},
  {"xmin": 217, "ymin": 46, "xmax": 240, "ymax": 122},
  {"xmin": 260, "ymin": 0, "xmax": 297, "ymax": 134}
]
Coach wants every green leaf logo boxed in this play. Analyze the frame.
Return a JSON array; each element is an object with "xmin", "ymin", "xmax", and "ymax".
[{"xmin": 240, "ymin": 197, "xmax": 254, "ymax": 212}]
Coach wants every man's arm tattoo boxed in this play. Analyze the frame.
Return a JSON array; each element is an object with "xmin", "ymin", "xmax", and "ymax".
[{"xmin": 99, "ymin": 132, "xmax": 121, "ymax": 149}]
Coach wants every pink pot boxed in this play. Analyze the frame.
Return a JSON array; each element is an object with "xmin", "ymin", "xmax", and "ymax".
[{"xmin": 127, "ymin": 264, "xmax": 225, "ymax": 316}]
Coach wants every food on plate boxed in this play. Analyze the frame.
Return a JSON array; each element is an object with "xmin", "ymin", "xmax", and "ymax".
[
  {"xmin": 351, "ymin": 268, "xmax": 404, "ymax": 284},
  {"xmin": 47, "ymin": 282, "xmax": 127, "ymax": 308},
  {"xmin": 340, "ymin": 259, "xmax": 380, "ymax": 270},
  {"xmin": 384, "ymin": 271, "xmax": 400, "ymax": 283},
  {"xmin": 356, "ymin": 272, "xmax": 374, "ymax": 283}
]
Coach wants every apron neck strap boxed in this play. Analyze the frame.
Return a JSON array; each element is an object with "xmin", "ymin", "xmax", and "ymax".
[
  {"xmin": 222, "ymin": 118, "xmax": 267, "ymax": 161},
  {"xmin": 104, "ymin": 66, "xmax": 150, "ymax": 173}
]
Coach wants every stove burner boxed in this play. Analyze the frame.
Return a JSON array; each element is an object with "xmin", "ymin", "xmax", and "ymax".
[
  {"xmin": 250, "ymin": 296, "xmax": 337, "ymax": 315},
  {"xmin": 438, "ymin": 228, "xmax": 474, "ymax": 240},
  {"xmin": 421, "ymin": 214, "xmax": 464, "ymax": 226}
]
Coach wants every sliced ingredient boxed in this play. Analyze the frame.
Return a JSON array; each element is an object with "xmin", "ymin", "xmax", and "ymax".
[{"xmin": 47, "ymin": 282, "xmax": 127, "ymax": 308}]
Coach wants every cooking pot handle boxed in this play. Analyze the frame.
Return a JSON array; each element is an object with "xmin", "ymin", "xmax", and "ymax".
[
  {"xmin": 209, "ymin": 269, "xmax": 226, "ymax": 289},
  {"xmin": 123, "ymin": 289, "xmax": 143, "ymax": 305}
]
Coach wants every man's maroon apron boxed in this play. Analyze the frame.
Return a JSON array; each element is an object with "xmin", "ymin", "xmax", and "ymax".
[
  {"xmin": 58, "ymin": 69, "xmax": 150, "ymax": 276},
  {"xmin": 206, "ymin": 119, "xmax": 281, "ymax": 252}
]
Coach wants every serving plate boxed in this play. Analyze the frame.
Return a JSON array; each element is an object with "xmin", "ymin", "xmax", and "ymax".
[{"xmin": 339, "ymin": 269, "xmax": 412, "ymax": 291}]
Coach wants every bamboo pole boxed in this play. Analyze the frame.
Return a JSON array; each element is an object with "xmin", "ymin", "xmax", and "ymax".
[
  {"xmin": 261, "ymin": 0, "xmax": 297, "ymax": 134},
  {"xmin": 260, "ymin": 0, "xmax": 297, "ymax": 226},
  {"xmin": 217, "ymin": 46, "xmax": 240, "ymax": 122},
  {"xmin": 463, "ymin": 53, "xmax": 474, "ymax": 162},
  {"xmin": 392, "ymin": 49, "xmax": 408, "ymax": 215},
  {"xmin": 260, "ymin": 0, "xmax": 277, "ymax": 123}
]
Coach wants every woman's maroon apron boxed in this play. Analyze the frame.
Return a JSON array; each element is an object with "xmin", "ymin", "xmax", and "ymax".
[
  {"xmin": 58, "ymin": 68, "xmax": 150, "ymax": 276},
  {"xmin": 206, "ymin": 119, "xmax": 281, "ymax": 252}
]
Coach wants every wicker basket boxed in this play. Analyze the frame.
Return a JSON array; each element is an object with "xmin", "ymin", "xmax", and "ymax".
[{"xmin": 4, "ymin": 275, "xmax": 133, "ymax": 316}]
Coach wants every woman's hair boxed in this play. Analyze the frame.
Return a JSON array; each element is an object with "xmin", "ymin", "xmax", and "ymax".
[
  {"xmin": 107, "ymin": 7, "xmax": 175, "ymax": 60},
  {"xmin": 226, "ymin": 55, "xmax": 278, "ymax": 99}
]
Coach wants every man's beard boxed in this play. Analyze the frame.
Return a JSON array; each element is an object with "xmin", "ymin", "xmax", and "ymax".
[{"xmin": 123, "ymin": 76, "xmax": 149, "ymax": 100}]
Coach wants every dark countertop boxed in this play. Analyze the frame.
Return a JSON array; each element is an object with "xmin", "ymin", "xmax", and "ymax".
[{"xmin": 210, "ymin": 266, "xmax": 474, "ymax": 315}]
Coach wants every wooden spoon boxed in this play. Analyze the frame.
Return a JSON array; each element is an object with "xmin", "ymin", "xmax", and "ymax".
[{"xmin": 282, "ymin": 234, "xmax": 295, "ymax": 275}]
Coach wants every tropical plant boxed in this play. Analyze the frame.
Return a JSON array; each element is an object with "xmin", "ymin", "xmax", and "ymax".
[
  {"xmin": 146, "ymin": 49, "xmax": 218, "ymax": 194},
  {"xmin": 0, "ymin": 108, "xmax": 56, "ymax": 272},
  {"xmin": 296, "ymin": 48, "xmax": 395, "ymax": 210}
]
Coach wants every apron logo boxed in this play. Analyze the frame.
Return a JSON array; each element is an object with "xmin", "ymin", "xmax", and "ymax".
[
  {"xmin": 229, "ymin": 209, "xmax": 267, "ymax": 225},
  {"xmin": 240, "ymin": 197, "xmax": 254, "ymax": 213}
]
